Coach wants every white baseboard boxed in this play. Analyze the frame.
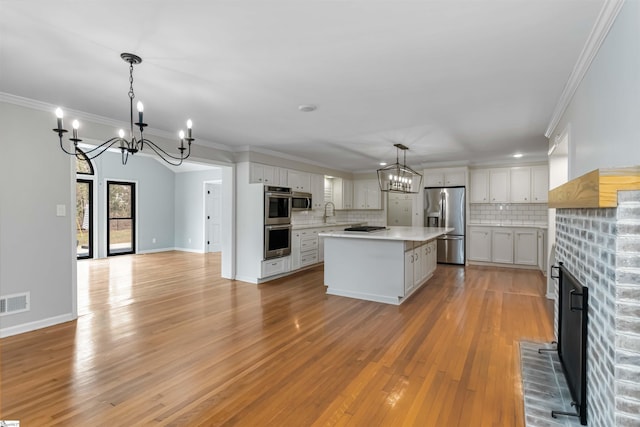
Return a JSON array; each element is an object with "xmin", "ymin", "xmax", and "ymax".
[
  {"xmin": 174, "ymin": 247, "xmax": 205, "ymax": 254},
  {"xmin": 0, "ymin": 312, "xmax": 76, "ymax": 338},
  {"xmin": 234, "ymin": 274, "xmax": 258, "ymax": 284},
  {"xmin": 137, "ymin": 247, "xmax": 175, "ymax": 254}
]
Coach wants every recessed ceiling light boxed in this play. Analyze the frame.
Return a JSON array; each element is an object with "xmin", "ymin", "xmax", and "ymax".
[
  {"xmin": 513, "ymin": 153, "xmax": 523, "ymax": 158},
  {"xmin": 298, "ymin": 104, "xmax": 317, "ymax": 112},
  {"xmin": 379, "ymin": 162, "xmax": 387, "ymax": 166}
]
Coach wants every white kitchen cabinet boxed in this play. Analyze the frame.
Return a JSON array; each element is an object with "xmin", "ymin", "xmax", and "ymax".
[
  {"xmin": 388, "ymin": 193, "xmax": 413, "ymax": 226},
  {"xmin": 332, "ymin": 178, "xmax": 353, "ymax": 209},
  {"xmin": 491, "ymin": 228, "xmax": 513, "ymax": 264},
  {"xmin": 489, "ymin": 169, "xmax": 510, "ymax": 203},
  {"xmin": 310, "ymin": 174, "xmax": 325, "ymax": 209},
  {"xmin": 292, "ymin": 228, "xmax": 319, "ymax": 270},
  {"xmin": 250, "ymin": 163, "xmax": 280, "ymax": 185},
  {"xmin": 288, "ymin": 170, "xmax": 311, "ymax": 192},
  {"xmin": 405, "ymin": 240, "xmax": 437, "ymax": 296},
  {"xmin": 510, "ymin": 167, "xmax": 531, "ymax": 203},
  {"xmin": 470, "ymin": 170, "xmax": 489, "ymax": 203},
  {"xmin": 537, "ymin": 229, "xmax": 546, "ymax": 273},
  {"xmin": 468, "ymin": 227, "xmax": 491, "ymax": 262},
  {"xmin": 261, "ymin": 257, "xmax": 290, "ymax": 278},
  {"xmin": 413, "ymin": 242, "xmax": 425, "ymax": 287},
  {"xmin": 424, "ymin": 169, "xmax": 466, "ymax": 187},
  {"xmin": 404, "ymin": 248, "xmax": 415, "ymax": 295},
  {"xmin": 354, "ymin": 179, "xmax": 382, "ymax": 210},
  {"xmin": 514, "ymin": 229, "xmax": 537, "ymax": 265},
  {"xmin": 532, "ymin": 166, "xmax": 549, "ymax": 203},
  {"xmin": 420, "ymin": 240, "xmax": 437, "ymax": 281}
]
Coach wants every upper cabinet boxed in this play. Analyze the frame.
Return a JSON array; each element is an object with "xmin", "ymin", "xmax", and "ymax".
[
  {"xmin": 353, "ymin": 179, "xmax": 382, "ymax": 210},
  {"xmin": 331, "ymin": 178, "xmax": 353, "ymax": 209},
  {"xmin": 470, "ymin": 170, "xmax": 489, "ymax": 203},
  {"xmin": 250, "ymin": 163, "xmax": 281, "ymax": 185},
  {"xmin": 288, "ymin": 170, "xmax": 311, "ymax": 192},
  {"xmin": 509, "ymin": 167, "xmax": 531, "ymax": 203},
  {"xmin": 470, "ymin": 165, "xmax": 548, "ymax": 204},
  {"xmin": 424, "ymin": 169, "xmax": 466, "ymax": 187},
  {"xmin": 310, "ymin": 174, "xmax": 325, "ymax": 209},
  {"xmin": 531, "ymin": 166, "xmax": 549, "ymax": 203},
  {"xmin": 489, "ymin": 168, "xmax": 510, "ymax": 203}
]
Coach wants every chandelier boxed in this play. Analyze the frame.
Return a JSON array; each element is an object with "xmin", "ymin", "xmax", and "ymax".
[
  {"xmin": 377, "ymin": 143, "xmax": 423, "ymax": 194},
  {"xmin": 53, "ymin": 53, "xmax": 194, "ymax": 166}
]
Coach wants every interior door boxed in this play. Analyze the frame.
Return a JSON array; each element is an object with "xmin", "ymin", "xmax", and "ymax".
[
  {"xmin": 76, "ymin": 179, "xmax": 93, "ymax": 259},
  {"xmin": 107, "ymin": 181, "xmax": 136, "ymax": 256}
]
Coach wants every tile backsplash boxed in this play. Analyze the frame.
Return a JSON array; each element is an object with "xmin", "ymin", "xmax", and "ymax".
[
  {"xmin": 292, "ymin": 209, "xmax": 386, "ymax": 227},
  {"xmin": 469, "ymin": 203, "xmax": 548, "ymax": 225}
]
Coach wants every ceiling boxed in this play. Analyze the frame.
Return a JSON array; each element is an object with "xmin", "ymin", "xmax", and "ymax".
[{"xmin": 0, "ymin": 0, "xmax": 605, "ymax": 172}]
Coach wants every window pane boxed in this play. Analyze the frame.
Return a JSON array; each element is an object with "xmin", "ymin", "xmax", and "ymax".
[
  {"xmin": 109, "ymin": 184, "xmax": 132, "ymax": 218},
  {"xmin": 76, "ymin": 149, "xmax": 94, "ymax": 175},
  {"xmin": 76, "ymin": 181, "xmax": 91, "ymax": 258},
  {"xmin": 109, "ymin": 219, "xmax": 133, "ymax": 253}
]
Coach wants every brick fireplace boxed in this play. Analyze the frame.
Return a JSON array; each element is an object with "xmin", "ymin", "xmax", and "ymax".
[{"xmin": 554, "ymin": 189, "xmax": 640, "ymax": 426}]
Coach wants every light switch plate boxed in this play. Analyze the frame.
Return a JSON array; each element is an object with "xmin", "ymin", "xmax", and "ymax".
[{"xmin": 56, "ymin": 204, "xmax": 66, "ymax": 217}]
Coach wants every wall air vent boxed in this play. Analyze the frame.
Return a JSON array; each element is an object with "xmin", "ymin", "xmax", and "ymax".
[{"xmin": 0, "ymin": 292, "xmax": 30, "ymax": 316}]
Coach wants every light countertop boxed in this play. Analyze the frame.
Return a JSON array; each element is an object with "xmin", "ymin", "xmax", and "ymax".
[
  {"xmin": 292, "ymin": 222, "xmax": 363, "ymax": 230},
  {"xmin": 467, "ymin": 223, "xmax": 548, "ymax": 229},
  {"xmin": 319, "ymin": 226, "xmax": 453, "ymax": 241}
]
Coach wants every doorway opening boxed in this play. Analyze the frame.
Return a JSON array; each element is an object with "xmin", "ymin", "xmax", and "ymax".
[
  {"xmin": 107, "ymin": 180, "xmax": 136, "ymax": 256},
  {"xmin": 204, "ymin": 181, "xmax": 222, "ymax": 253}
]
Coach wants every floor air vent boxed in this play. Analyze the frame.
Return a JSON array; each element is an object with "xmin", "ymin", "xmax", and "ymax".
[{"xmin": 0, "ymin": 292, "xmax": 30, "ymax": 316}]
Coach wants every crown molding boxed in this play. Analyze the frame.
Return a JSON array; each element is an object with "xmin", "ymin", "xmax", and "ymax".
[
  {"xmin": 0, "ymin": 92, "xmax": 233, "ymax": 152},
  {"xmin": 544, "ymin": 0, "xmax": 625, "ymax": 138}
]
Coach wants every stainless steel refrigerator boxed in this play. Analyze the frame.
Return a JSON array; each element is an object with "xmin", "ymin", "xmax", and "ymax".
[{"xmin": 424, "ymin": 186, "xmax": 466, "ymax": 265}]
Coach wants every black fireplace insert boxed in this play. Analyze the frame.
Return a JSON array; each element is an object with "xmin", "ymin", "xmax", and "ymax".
[{"xmin": 553, "ymin": 262, "xmax": 589, "ymax": 425}]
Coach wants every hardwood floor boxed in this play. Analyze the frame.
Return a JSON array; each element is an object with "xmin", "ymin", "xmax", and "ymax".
[{"xmin": 1, "ymin": 252, "xmax": 554, "ymax": 426}]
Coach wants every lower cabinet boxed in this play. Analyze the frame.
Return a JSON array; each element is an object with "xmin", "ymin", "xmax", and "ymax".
[
  {"xmin": 514, "ymin": 229, "xmax": 537, "ymax": 265},
  {"xmin": 261, "ymin": 257, "xmax": 290, "ymax": 277},
  {"xmin": 404, "ymin": 240, "xmax": 437, "ymax": 296},
  {"xmin": 491, "ymin": 229, "xmax": 514, "ymax": 264},
  {"xmin": 469, "ymin": 226, "xmax": 541, "ymax": 268},
  {"xmin": 469, "ymin": 228, "xmax": 491, "ymax": 262}
]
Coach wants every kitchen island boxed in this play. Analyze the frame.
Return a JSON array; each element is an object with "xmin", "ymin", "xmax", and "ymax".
[{"xmin": 319, "ymin": 226, "xmax": 452, "ymax": 305}]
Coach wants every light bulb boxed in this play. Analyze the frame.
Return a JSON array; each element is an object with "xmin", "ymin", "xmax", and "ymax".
[
  {"xmin": 179, "ymin": 130, "xmax": 185, "ymax": 140},
  {"xmin": 137, "ymin": 101, "xmax": 144, "ymax": 112},
  {"xmin": 55, "ymin": 108, "xmax": 64, "ymax": 118},
  {"xmin": 72, "ymin": 120, "xmax": 79, "ymax": 130},
  {"xmin": 187, "ymin": 119, "xmax": 193, "ymax": 129},
  {"xmin": 118, "ymin": 129, "xmax": 125, "ymax": 139}
]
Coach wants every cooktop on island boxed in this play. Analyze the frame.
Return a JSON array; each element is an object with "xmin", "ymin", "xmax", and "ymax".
[{"xmin": 343, "ymin": 226, "xmax": 388, "ymax": 232}]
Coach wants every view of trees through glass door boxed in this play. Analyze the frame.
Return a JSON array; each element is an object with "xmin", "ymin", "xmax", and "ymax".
[
  {"xmin": 107, "ymin": 181, "xmax": 136, "ymax": 256},
  {"xmin": 76, "ymin": 179, "xmax": 93, "ymax": 259}
]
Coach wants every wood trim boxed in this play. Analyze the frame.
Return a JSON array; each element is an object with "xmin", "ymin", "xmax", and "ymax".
[{"xmin": 548, "ymin": 166, "xmax": 640, "ymax": 208}]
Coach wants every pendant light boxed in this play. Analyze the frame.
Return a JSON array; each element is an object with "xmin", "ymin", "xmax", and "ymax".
[{"xmin": 377, "ymin": 143, "xmax": 423, "ymax": 194}]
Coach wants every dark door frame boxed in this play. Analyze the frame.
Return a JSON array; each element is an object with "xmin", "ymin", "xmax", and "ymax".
[
  {"xmin": 107, "ymin": 180, "xmax": 136, "ymax": 256},
  {"xmin": 76, "ymin": 178, "xmax": 94, "ymax": 259}
]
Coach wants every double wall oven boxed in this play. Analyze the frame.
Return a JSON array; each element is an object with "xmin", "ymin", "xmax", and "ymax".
[{"xmin": 264, "ymin": 186, "xmax": 292, "ymax": 259}]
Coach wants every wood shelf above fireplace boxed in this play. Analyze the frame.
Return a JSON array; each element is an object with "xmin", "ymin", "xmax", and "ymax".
[{"xmin": 548, "ymin": 166, "xmax": 640, "ymax": 208}]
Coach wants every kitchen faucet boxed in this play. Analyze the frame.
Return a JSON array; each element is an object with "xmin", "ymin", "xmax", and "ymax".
[{"xmin": 323, "ymin": 201, "xmax": 336, "ymax": 223}]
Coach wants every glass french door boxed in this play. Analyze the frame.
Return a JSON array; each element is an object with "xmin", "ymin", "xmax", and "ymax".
[
  {"xmin": 107, "ymin": 181, "xmax": 136, "ymax": 256},
  {"xmin": 76, "ymin": 179, "xmax": 93, "ymax": 259}
]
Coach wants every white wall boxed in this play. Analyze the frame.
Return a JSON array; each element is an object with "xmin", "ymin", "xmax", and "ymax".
[
  {"xmin": 174, "ymin": 168, "xmax": 222, "ymax": 251},
  {"xmin": 0, "ymin": 103, "xmax": 76, "ymax": 336},
  {"xmin": 0, "ymin": 98, "xmax": 236, "ymax": 336},
  {"xmin": 93, "ymin": 151, "xmax": 176, "ymax": 256},
  {"xmin": 551, "ymin": 1, "xmax": 640, "ymax": 179}
]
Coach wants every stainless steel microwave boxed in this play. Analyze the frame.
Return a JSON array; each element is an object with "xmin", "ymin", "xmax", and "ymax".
[{"xmin": 291, "ymin": 192, "xmax": 312, "ymax": 210}]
